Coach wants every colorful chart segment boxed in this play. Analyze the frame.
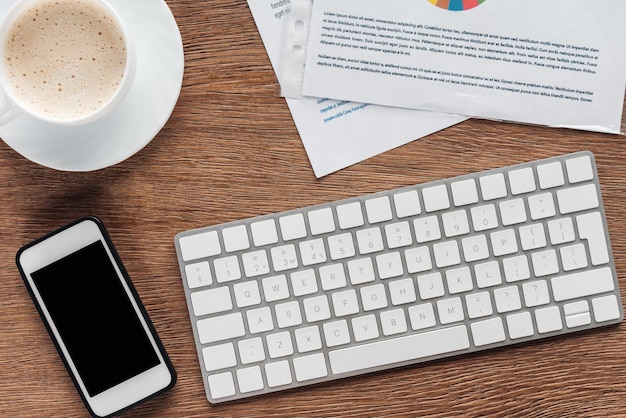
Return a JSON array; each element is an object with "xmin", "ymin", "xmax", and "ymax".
[{"xmin": 428, "ymin": 0, "xmax": 486, "ymax": 11}]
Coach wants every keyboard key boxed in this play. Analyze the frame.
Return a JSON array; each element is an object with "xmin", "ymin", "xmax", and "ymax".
[
  {"xmin": 471, "ymin": 204, "xmax": 498, "ymax": 231},
  {"xmin": 357, "ymin": 227, "xmax": 384, "ymax": 254},
  {"xmin": 237, "ymin": 366, "xmax": 264, "ymax": 393},
  {"xmin": 437, "ymin": 297, "xmax": 464, "ymax": 324},
  {"xmin": 414, "ymin": 215, "xmax": 441, "ymax": 243},
  {"xmin": 380, "ymin": 309, "xmax": 408, "ymax": 335},
  {"xmin": 522, "ymin": 280, "xmax": 550, "ymax": 307},
  {"xmin": 408, "ymin": 303, "xmax": 436, "ymax": 330},
  {"xmin": 213, "ymin": 256, "xmax": 241, "ymax": 283},
  {"xmin": 319, "ymin": 263, "xmax": 347, "ymax": 290},
  {"xmin": 471, "ymin": 317, "xmax": 505, "ymax": 346},
  {"xmin": 271, "ymin": 244, "xmax": 298, "ymax": 272},
  {"xmin": 247, "ymin": 307, "xmax": 274, "ymax": 333},
  {"xmin": 329, "ymin": 326, "xmax": 470, "ymax": 375},
  {"xmin": 535, "ymin": 306, "xmax": 563, "ymax": 334},
  {"xmin": 242, "ymin": 250, "xmax": 270, "ymax": 277},
  {"xmin": 279, "ymin": 213, "xmax": 307, "ymax": 241},
  {"xmin": 577, "ymin": 212, "xmax": 609, "ymax": 265},
  {"xmin": 323, "ymin": 320, "xmax": 351, "ymax": 347},
  {"xmin": 266, "ymin": 331, "xmax": 294, "ymax": 358},
  {"xmin": 300, "ymin": 238, "xmax": 327, "ymax": 265},
  {"xmin": 347, "ymin": 258, "xmax": 375, "ymax": 284},
  {"xmin": 208, "ymin": 372, "xmax": 236, "ymax": 399},
  {"xmin": 393, "ymin": 190, "xmax": 421, "ymax": 218},
  {"xmin": 197, "ymin": 313, "xmax": 245, "ymax": 344},
  {"xmin": 506, "ymin": 312, "xmax": 534, "ymax": 339},
  {"xmin": 451, "ymin": 179, "xmax": 478, "ymax": 206},
  {"xmin": 537, "ymin": 161, "xmax": 564, "ymax": 189},
  {"xmin": 185, "ymin": 261, "xmax": 212, "ymax": 289},
  {"xmin": 303, "ymin": 295, "xmax": 331, "ymax": 322},
  {"xmin": 360, "ymin": 284, "xmax": 388, "ymax": 311},
  {"xmin": 191, "ymin": 287, "xmax": 232, "ymax": 317},
  {"xmin": 250, "ymin": 219, "xmax": 279, "ymax": 247},
  {"xmin": 552, "ymin": 267, "xmax": 615, "ymax": 302},
  {"xmin": 352, "ymin": 314, "xmax": 379, "ymax": 341},
  {"xmin": 479, "ymin": 173, "xmax": 507, "ymax": 200},
  {"xmin": 222, "ymin": 225, "xmax": 250, "ymax": 252},
  {"xmin": 336, "ymin": 202, "xmax": 364, "ymax": 229},
  {"xmin": 262, "ymin": 275, "xmax": 290, "ymax": 302},
  {"xmin": 328, "ymin": 233, "xmax": 356, "ymax": 260},
  {"xmin": 238, "ymin": 338, "xmax": 265, "ymax": 364},
  {"xmin": 422, "ymin": 184, "xmax": 450, "ymax": 212},
  {"xmin": 528, "ymin": 193, "xmax": 556, "ymax": 220},
  {"xmin": 308, "ymin": 207, "xmax": 336, "ymax": 235},
  {"xmin": 179, "ymin": 230, "xmax": 221, "ymax": 261},
  {"xmin": 547, "ymin": 217, "xmax": 575, "ymax": 245},
  {"xmin": 442, "ymin": 210, "xmax": 470, "ymax": 238},
  {"xmin": 508, "ymin": 167, "xmax": 536, "ymax": 195},
  {"xmin": 295, "ymin": 326, "xmax": 322, "ymax": 353},
  {"xmin": 203, "ymin": 343, "xmax": 237, "ymax": 372},
  {"xmin": 365, "ymin": 196, "xmax": 393, "ymax": 223},
  {"xmin": 275, "ymin": 301, "xmax": 302, "ymax": 328},
  {"xmin": 293, "ymin": 353, "xmax": 328, "ymax": 382},
  {"xmin": 290, "ymin": 269, "xmax": 318, "ymax": 296},
  {"xmin": 233, "ymin": 281, "xmax": 261, "ymax": 308},
  {"xmin": 557, "ymin": 183, "xmax": 599, "ymax": 214},
  {"xmin": 519, "ymin": 224, "xmax": 547, "ymax": 251},
  {"xmin": 592, "ymin": 295, "xmax": 621, "ymax": 322},
  {"xmin": 499, "ymin": 198, "xmax": 527, "ymax": 225},
  {"xmin": 376, "ymin": 251, "xmax": 404, "ymax": 279},
  {"xmin": 265, "ymin": 361, "xmax": 293, "ymax": 387},
  {"xmin": 566, "ymin": 155, "xmax": 594, "ymax": 183},
  {"xmin": 385, "ymin": 221, "xmax": 413, "ymax": 249}
]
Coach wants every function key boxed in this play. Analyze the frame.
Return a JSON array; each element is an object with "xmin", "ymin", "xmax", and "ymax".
[
  {"xmin": 508, "ymin": 167, "xmax": 536, "ymax": 195},
  {"xmin": 536, "ymin": 161, "xmax": 565, "ymax": 189},
  {"xmin": 308, "ymin": 207, "xmax": 336, "ymax": 235},
  {"xmin": 565, "ymin": 155, "xmax": 594, "ymax": 183},
  {"xmin": 222, "ymin": 225, "xmax": 250, "ymax": 252},
  {"xmin": 336, "ymin": 202, "xmax": 364, "ymax": 229},
  {"xmin": 422, "ymin": 184, "xmax": 450, "ymax": 212},
  {"xmin": 451, "ymin": 179, "xmax": 478, "ymax": 206},
  {"xmin": 179, "ymin": 230, "xmax": 221, "ymax": 261},
  {"xmin": 279, "ymin": 213, "xmax": 307, "ymax": 241},
  {"xmin": 365, "ymin": 196, "xmax": 393, "ymax": 223},
  {"xmin": 479, "ymin": 173, "xmax": 507, "ymax": 201},
  {"xmin": 251, "ymin": 219, "xmax": 279, "ymax": 247},
  {"xmin": 393, "ymin": 190, "xmax": 421, "ymax": 218}
]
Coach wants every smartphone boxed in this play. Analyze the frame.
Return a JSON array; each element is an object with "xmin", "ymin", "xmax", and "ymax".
[{"xmin": 16, "ymin": 216, "xmax": 176, "ymax": 418}]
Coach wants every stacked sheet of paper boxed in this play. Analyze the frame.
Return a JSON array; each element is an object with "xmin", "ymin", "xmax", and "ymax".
[{"xmin": 296, "ymin": 0, "xmax": 626, "ymax": 134}]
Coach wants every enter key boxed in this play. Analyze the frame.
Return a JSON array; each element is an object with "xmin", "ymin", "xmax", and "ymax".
[{"xmin": 577, "ymin": 212, "xmax": 610, "ymax": 265}]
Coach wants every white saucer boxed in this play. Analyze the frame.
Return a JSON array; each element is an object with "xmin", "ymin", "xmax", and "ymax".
[{"xmin": 0, "ymin": 0, "xmax": 184, "ymax": 171}]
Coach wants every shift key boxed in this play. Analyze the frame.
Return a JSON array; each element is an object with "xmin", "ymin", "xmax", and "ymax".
[{"xmin": 551, "ymin": 267, "xmax": 614, "ymax": 302}]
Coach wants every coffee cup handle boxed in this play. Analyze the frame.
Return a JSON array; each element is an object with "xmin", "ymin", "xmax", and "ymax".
[{"xmin": 0, "ymin": 89, "xmax": 19, "ymax": 126}]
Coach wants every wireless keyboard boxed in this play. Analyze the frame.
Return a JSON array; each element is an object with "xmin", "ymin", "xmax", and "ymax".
[{"xmin": 175, "ymin": 151, "xmax": 622, "ymax": 403}]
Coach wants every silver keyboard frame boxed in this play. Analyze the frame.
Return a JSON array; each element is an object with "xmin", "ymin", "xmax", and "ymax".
[{"xmin": 175, "ymin": 150, "xmax": 623, "ymax": 403}]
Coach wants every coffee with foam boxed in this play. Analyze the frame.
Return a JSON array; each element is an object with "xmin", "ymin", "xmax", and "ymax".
[{"xmin": 3, "ymin": 0, "xmax": 128, "ymax": 122}]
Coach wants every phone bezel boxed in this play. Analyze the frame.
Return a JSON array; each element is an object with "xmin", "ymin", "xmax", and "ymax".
[{"xmin": 16, "ymin": 217, "xmax": 175, "ymax": 418}]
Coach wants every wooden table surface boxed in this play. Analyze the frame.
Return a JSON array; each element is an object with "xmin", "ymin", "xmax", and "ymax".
[{"xmin": 2, "ymin": 1, "xmax": 626, "ymax": 417}]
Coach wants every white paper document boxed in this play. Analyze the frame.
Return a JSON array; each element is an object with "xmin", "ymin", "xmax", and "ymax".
[
  {"xmin": 300, "ymin": 0, "xmax": 626, "ymax": 134},
  {"xmin": 246, "ymin": 0, "xmax": 466, "ymax": 177}
]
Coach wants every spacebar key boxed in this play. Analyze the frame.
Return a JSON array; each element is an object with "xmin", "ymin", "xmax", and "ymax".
[{"xmin": 329, "ymin": 325, "xmax": 470, "ymax": 375}]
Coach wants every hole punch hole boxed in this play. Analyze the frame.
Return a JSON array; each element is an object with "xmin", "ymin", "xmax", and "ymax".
[
  {"xmin": 293, "ymin": 44, "xmax": 302, "ymax": 52},
  {"xmin": 294, "ymin": 19, "xmax": 305, "ymax": 32}
]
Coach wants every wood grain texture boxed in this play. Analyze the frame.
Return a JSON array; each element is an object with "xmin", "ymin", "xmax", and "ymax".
[{"xmin": 1, "ymin": 1, "xmax": 626, "ymax": 417}]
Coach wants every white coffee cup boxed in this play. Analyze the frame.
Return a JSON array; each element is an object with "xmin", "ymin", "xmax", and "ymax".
[{"xmin": 0, "ymin": 0, "xmax": 135, "ymax": 126}]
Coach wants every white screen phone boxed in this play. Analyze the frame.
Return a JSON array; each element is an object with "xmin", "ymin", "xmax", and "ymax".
[{"xmin": 16, "ymin": 216, "xmax": 176, "ymax": 418}]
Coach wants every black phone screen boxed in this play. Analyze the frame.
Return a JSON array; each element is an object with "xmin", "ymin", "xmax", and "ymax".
[{"xmin": 31, "ymin": 240, "xmax": 160, "ymax": 397}]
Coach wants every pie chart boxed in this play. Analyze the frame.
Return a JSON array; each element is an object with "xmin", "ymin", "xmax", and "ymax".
[{"xmin": 429, "ymin": 0, "xmax": 486, "ymax": 11}]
